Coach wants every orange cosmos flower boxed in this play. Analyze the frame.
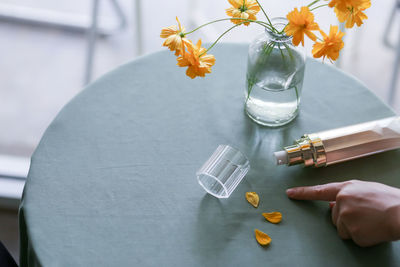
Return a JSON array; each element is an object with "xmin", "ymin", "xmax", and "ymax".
[
  {"xmin": 312, "ymin": 25, "xmax": 345, "ymax": 61},
  {"xmin": 160, "ymin": 17, "xmax": 189, "ymax": 56},
  {"xmin": 328, "ymin": 0, "xmax": 352, "ymax": 8},
  {"xmin": 177, "ymin": 40, "xmax": 216, "ymax": 79},
  {"xmin": 226, "ymin": 0, "xmax": 260, "ymax": 26},
  {"xmin": 328, "ymin": 0, "xmax": 370, "ymax": 9},
  {"xmin": 335, "ymin": 3, "xmax": 370, "ymax": 28},
  {"xmin": 328, "ymin": 0, "xmax": 371, "ymax": 28},
  {"xmin": 285, "ymin": 6, "xmax": 319, "ymax": 46}
]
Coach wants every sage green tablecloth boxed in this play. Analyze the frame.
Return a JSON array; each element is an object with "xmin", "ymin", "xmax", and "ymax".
[{"xmin": 20, "ymin": 43, "xmax": 400, "ymax": 266}]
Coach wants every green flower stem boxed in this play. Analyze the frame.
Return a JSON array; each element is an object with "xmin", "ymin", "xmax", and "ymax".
[
  {"xmin": 199, "ymin": 22, "xmax": 247, "ymax": 56},
  {"xmin": 282, "ymin": 43, "xmax": 294, "ymax": 61},
  {"xmin": 255, "ymin": 0, "xmax": 274, "ymax": 30},
  {"xmin": 199, "ymin": 20, "xmax": 273, "ymax": 56},
  {"xmin": 310, "ymin": 4, "xmax": 329, "ymax": 11},
  {"xmin": 264, "ymin": 42, "xmax": 275, "ymax": 57},
  {"xmin": 184, "ymin": 18, "xmax": 272, "ymax": 35},
  {"xmin": 307, "ymin": 0, "xmax": 321, "ymax": 7},
  {"xmin": 278, "ymin": 45, "xmax": 286, "ymax": 62},
  {"xmin": 246, "ymin": 40, "xmax": 275, "ymax": 103},
  {"xmin": 278, "ymin": 24, "xmax": 288, "ymax": 35}
]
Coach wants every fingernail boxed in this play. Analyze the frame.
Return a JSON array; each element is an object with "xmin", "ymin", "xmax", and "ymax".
[{"xmin": 286, "ymin": 188, "xmax": 295, "ymax": 197}]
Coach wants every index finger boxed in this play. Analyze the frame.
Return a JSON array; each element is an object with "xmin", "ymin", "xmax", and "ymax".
[{"xmin": 286, "ymin": 182, "xmax": 347, "ymax": 201}]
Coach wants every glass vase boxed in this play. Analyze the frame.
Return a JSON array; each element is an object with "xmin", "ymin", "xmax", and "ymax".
[{"xmin": 245, "ymin": 18, "xmax": 306, "ymax": 127}]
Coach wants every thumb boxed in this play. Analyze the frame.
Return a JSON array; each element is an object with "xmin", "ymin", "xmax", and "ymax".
[{"xmin": 286, "ymin": 182, "xmax": 347, "ymax": 201}]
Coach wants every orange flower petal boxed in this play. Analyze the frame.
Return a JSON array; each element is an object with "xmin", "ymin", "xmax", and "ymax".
[
  {"xmin": 285, "ymin": 6, "xmax": 319, "ymax": 46},
  {"xmin": 312, "ymin": 25, "xmax": 345, "ymax": 61},
  {"xmin": 331, "ymin": 0, "xmax": 370, "ymax": 28},
  {"xmin": 255, "ymin": 229, "xmax": 271, "ymax": 246},
  {"xmin": 262, "ymin": 212, "xmax": 283, "ymax": 224},
  {"xmin": 226, "ymin": 0, "xmax": 260, "ymax": 26},
  {"xmin": 245, "ymin": 192, "xmax": 259, "ymax": 208},
  {"xmin": 176, "ymin": 39, "xmax": 215, "ymax": 79}
]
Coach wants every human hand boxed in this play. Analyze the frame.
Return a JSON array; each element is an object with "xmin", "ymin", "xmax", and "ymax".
[{"xmin": 286, "ymin": 180, "xmax": 400, "ymax": 247}]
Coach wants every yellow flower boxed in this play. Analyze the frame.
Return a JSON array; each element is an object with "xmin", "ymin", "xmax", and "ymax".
[
  {"xmin": 328, "ymin": 0, "xmax": 371, "ymax": 28},
  {"xmin": 177, "ymin": 40, "xmax": 216, "ymax": 79},
  {"xmin": 160, "ymin": 17, "xmax": 189, "ymax": 56},
  {"xmin": 312, "ymin": 25, "xmax": 345, "ymax": 61},
  {"xmin": 285, "ymin": 6, "xmax": 319, "ymax": 46},
  {"xmin": 226, "ymin": 0, "xmax": 260, "ymax": 26}
]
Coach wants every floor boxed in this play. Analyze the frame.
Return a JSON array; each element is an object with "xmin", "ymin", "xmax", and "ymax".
[
  {"xmin": 0, "ymin": 208, "xmax": 19, "ymax": 262},
  {"xmin": 0, "ymin": 0, "xmax": 399, "ymax": 263}
]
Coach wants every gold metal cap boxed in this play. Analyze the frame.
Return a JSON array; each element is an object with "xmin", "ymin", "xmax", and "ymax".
[{"xmin": 284, "ymin": 134, "xmax": 327, "ymax": 167}]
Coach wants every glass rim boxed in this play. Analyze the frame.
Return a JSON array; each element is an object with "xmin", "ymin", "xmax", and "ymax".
[
  {"xmin": 197, "ymin": 173, "xmax": 229, "ymax": 198},
  {"xmin": 265, "ymin": 17, "xmax": 292, "ymax": 43}
]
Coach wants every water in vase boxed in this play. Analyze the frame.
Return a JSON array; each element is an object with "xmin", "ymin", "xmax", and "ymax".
[{"xmin": 245, "ymin": 37, "xmax": 306, "ymax": 127}]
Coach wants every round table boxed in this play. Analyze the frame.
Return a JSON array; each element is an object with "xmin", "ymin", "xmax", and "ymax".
[{"xmin": 20, "ymin": 44, "xmax": 400, "ymax": 266}]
